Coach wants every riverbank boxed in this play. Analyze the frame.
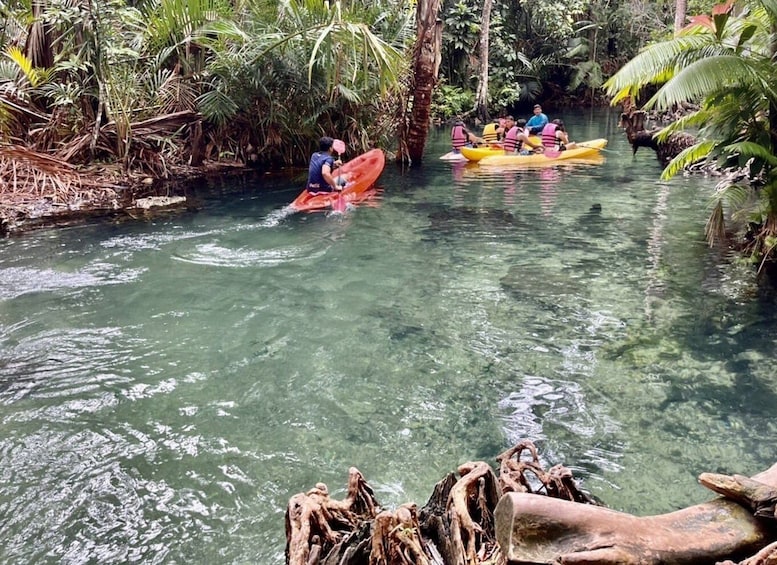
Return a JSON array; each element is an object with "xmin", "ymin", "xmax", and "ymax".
[{"xmin": 0, "ymin": 144, "xmax": 249, "ymax": 236}]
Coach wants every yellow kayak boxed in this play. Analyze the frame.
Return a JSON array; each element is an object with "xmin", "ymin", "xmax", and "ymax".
[
  {"xmin": 478, "ymin": 139, "xmax": 608, "ymax": 167},
  {"xmin": 459, "ymin": 145, "xmax": 504, "ymax": 161},
  {"xmin": 460, "ymin": 137, "xmax": 543, "ymax": 161}
]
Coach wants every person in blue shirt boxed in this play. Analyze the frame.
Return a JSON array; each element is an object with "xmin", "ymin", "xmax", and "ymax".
[
  {"xmin": 306, "ymin": 136, "xmax": 346, "ymax": 194},
  {"xmin": 526, "ymin": 104, "xmax": 549, "ymax": 135}
]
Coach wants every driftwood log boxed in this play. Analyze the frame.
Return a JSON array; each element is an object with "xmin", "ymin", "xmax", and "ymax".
[{"xmin": 495, "ymin": 462, "xmax": 777, "ymax": 565}]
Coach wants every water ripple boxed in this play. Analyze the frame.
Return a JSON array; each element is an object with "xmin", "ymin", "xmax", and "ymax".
[
  {"xmin": 0, "ymin": 327, "xmax": 138, "ymax": 410},
  {"xmin": 171, "ymin": 242, "xmax": 328, "ymax": 267},
  {"xmin": 0, "ymin": 265, "xmax": 145, "ymax": 301}
]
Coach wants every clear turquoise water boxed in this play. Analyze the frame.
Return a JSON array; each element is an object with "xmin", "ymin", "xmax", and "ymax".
[{"xmin": 1, "ymin": 110, "xmax": 776, "ymax": 563}]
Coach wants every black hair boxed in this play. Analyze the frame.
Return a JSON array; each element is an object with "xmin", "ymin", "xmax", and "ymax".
[
  {"xmin": 319, "ymin": 136, "xmax": 334, "ymax": 151},
  {"xmin": 516, "ymin": 119, "xmax": 527, "ymax": 127}
]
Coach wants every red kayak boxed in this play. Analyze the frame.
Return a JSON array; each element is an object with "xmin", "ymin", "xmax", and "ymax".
[{"xmin": 290, "ymin": 148, "xmax": 385, "ymax": 212}]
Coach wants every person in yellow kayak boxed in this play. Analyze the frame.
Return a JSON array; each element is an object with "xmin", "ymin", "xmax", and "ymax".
[
  {"xmin": 481, "ymin": 118, "xmax": 502, "ymax": 143},
  {"xmin": 541, "ymin": 119, "xmax": 578, "ymax": 151},
  {"xmin": 451, "ymin": 117, "xmax": 484, "ymax": 152},
  {"xmin": 526, "ymin": 104, "xmax": 549, "ymax": 135},
  {"xmin": 502, "ymin": 117, "xmax": 544, "ymax": 154},
  {"xmin": 306, "ymin": 136, "xmax": 346, "ymax": 195}
]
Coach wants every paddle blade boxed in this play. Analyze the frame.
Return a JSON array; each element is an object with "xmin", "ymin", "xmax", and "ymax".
[
  {"xmin": 333, "ymin": 139, "xmax": 346, "ymax": 154},
  {"xmin": 332, "ymin": 192, "xmax": 347, "ymax": 213}
]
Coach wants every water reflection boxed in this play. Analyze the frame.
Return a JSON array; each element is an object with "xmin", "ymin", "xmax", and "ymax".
[{"xmin": 539, "ymin": 167, "xmax": 560, "ymax": 216}]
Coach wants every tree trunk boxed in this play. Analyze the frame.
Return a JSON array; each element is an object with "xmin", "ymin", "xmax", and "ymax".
[
  {"xmin": 674, "ymin": 0, "xmax": 687, "ymax": 33},
  {"xmin": 474, "ymin": 0, "xmax": 493, "ymax": 123},
  {"xmin": 402, "ymin": 0, "xmax": 442, "ymax": 164},
  {"xmin": 771, "ymin": 21, "xmax": 777, "ymax": 155}
]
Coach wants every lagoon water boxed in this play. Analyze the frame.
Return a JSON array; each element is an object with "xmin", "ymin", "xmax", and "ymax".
[{"xmin": 1, "ymin": 110, "xmax": 776, "ymax": 563}]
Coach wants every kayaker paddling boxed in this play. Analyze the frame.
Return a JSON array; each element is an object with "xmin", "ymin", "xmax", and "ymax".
[{"xmin": 307, "ymin": 136, "xmax": 348, "ymax": 195}]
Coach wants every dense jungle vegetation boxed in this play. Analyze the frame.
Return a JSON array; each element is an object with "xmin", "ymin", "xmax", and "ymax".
[
  {"xmin": 3, "ymin": 0, "xmax": 777, "ymax": 268},
  {"xmin": 0, "ymin": 0, "xmax": 713, "ymax": 167}
]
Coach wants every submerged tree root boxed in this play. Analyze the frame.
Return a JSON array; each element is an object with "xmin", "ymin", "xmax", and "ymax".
[{"xmin": 284, "ymin": 440, "xmax": 594, "ymax": 564}]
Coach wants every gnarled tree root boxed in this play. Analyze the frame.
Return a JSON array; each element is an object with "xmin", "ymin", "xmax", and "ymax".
[
  {"xmin": 496, "ymin": 440, "xmax": 598, "ymax": 504},
  {"xmin": 371, "ymin": 504, "xmax": 430, "ymax": 565},
  {"xmin": 718, "ymin": 541, "xmax": 777, "ymax": 565},
  {"xmin": 285, "ymin": 466, "xmax": 379, "ymax": 565},
  {"xmin": 286, "ymin": 440, "xmax": 592, "ymax": 564},
  {"xmin": 285, "ymin": 441, "xmax": 777, "ymax": 565}
]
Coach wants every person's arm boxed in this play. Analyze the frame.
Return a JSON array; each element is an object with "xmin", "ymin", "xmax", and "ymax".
[
  {"xmin": 522, "ymin": 133, "xmax": 542, "ymax": 150},
  {"xmin": 466, "ymin": 128, "xmax": 484, "ymax": 145},
  {"xmin": 322, "ymin": 162, "xmax": 341, "ymax": 191}
]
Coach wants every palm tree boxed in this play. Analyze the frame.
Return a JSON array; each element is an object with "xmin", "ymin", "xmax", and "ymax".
[
  {"xmin": 604, "ymin": 0, "xmax": 777, "ymax": 268},
  {"xmin": 403, "ymin": 0, "xmax": 442, "ymax": 163}
]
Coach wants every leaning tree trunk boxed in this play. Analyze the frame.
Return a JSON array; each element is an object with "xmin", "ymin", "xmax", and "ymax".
[
  {"xmin": 473, "ymin": 0, "xmax": 493, "ymax": 123},
  {"xmin": 402, "ymin": 0, "xmax": 442, "ymax": 165}
]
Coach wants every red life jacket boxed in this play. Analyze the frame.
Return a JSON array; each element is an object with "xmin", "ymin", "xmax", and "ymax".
[
  {"xmin": 541, "ymin": 123, "xmax": 559, "ymax": 148},
  {"xmin": 451, "ymin": 124, "xmax": 468, "ymax": 149}
]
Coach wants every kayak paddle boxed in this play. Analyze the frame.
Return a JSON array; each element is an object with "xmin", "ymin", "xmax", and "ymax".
[{"xmin": 333, "ymin": 138, "xmax": 347, "ymax": 212}]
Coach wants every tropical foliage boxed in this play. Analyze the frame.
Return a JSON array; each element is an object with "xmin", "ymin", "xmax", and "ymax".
[
  {"xmin": 0, "ymin": 0, "xmax": 741, "ymax": 171},
  {"xmin": 0, "ymin": 0, "xmax": 411, "ymax": 171},
  {"xmin": 435, "ymin": 0, "xmax": 697, "ymax": 119},
  {"xmin": 604, "ymin": 0, "xmax": 777, "ymax": 268}
]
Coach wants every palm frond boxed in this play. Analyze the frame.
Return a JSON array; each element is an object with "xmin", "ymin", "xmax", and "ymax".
[
  {"xmin": 705, "ymin": 199, "xmax": 726, "ymax": 246},
  {"xmin": 654, "ymin": 109, "xmax": 705, "ymax": 141},
  {"xmin": 647, "ymin": 55, "xmax": 760, "ymax": 109},
  {"xmin": 660, "ymin": 139, "xmax": 716, "ymax": 179},
  {"xmin": 5, "ymin": 45, "xmax": 39, "ymax": 87},
  {"xmin": 720, "ymin": 141, "xmax": 777, "ymax": 168},
  {"xmin": 604, "ymin": 34, "xmax": 721, "ymax": 101},
  {"xmin": 196, "ymin": 87, "xmax": 239, "ymax": 126}
]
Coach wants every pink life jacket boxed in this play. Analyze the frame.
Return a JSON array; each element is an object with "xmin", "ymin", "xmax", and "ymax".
[
  {"xmin": 451, "ymin": 124, "xmax": 468, "ymax": 149},
  {"xmin": 541, "ymin": 123, "xmax": 559, "ymax": 148},
  {"xmin": 503, "ymin": 126, "xmax": 523, "ymax": 152}
]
